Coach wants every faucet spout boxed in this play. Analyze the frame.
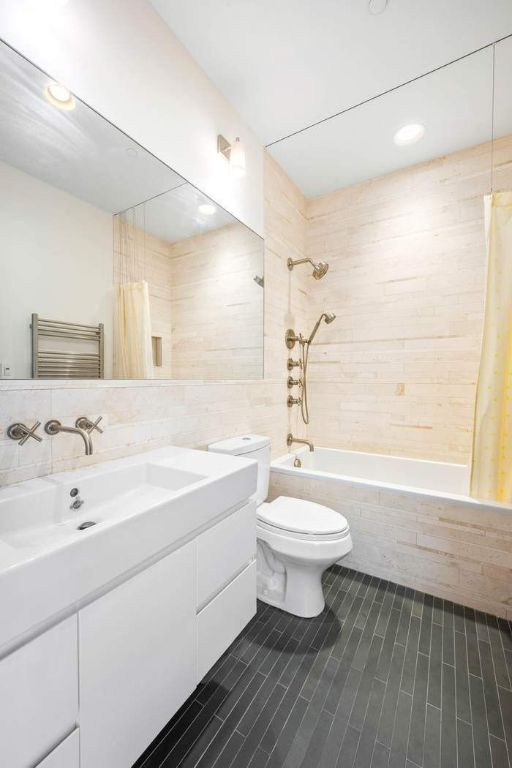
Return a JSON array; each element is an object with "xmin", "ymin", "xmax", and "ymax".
[
  {"xmin": 44, "ymin": 420, "xmax": 93, "ymax": 455},
  {"xmin": 286, "ymin": 433, "xmax": 314, "ymax": 452}
]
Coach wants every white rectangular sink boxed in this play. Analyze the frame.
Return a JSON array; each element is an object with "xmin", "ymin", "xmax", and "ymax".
[
  {"xmin": 0, "ymin": 446, "xmax": 257, "ymax": 653},
  {"xmin": 0, "ymin": 464, "xmax": 206, "ymax": 549}
]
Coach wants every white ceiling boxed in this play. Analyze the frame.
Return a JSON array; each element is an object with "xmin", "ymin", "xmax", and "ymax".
[
  {"xmin": 269, "ymin": 46, "xmax": 498, "ymax": 198},
  {"xmin": 151, "ymin": 0, "xmax": 512, "ymax": 196}
]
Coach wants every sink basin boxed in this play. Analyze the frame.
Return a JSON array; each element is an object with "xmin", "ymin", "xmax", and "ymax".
[
  {"xmin": 0, "ymin": 463, "xmax": 207, "ymax": 550},
  {"xmin": 0, "ymin": 445, "xmax": 257, "ymax": 654}
]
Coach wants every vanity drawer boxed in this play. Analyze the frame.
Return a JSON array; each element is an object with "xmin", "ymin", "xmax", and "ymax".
[
  {"xmin": 196, "ymin": 500, "xmax": 256, "ymax": 608},
  {"xmin": 197, "ymin": 560, "xmax": 256, "ymax": 680},
  {"xmin": 0, "ymin": 615, "xmax": 78, "ymax": 768},
  {"xmin": 37, "ymin": 729, "xmax": 79, "ymax": 768}
]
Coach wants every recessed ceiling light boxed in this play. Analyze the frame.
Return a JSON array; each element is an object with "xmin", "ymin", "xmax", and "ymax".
[
  {"xmin": 198, "ymin": 203, "xmax": 217, "ymax": 216},
  {"xmin": 44, "ymin": 82, "xmax": 76, "ymax": 110},
  {"xmin": 394, "ymin": 123, "xmax": 425, "ymax": 146}
]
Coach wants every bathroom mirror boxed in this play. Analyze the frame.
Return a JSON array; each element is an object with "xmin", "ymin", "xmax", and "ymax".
[{"xmin": 0, "ymin": 41, "xmax": 264, "ymax": 381}]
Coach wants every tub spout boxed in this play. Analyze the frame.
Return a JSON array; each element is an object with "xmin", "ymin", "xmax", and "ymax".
[{"xmin": 287, "ymin": 433, "xmax": 314, "ymax": 452}]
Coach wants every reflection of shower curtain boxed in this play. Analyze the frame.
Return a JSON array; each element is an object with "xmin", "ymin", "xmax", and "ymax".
[
  {"xmin": 114, "ymin": 281, "xmax": 153, "ymax": 379},
  {"xmin": 471, "ymin": 192, "xmax": 512, "ymax": 503}
]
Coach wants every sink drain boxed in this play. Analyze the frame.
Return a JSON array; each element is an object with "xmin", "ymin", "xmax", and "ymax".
[{"xmin": 77, "ymin": 521, "xmax": 96, "ymax": 530}]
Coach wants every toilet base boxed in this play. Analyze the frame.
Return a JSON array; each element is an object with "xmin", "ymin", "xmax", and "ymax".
[
  {"xmin": 257, "ymin": 541, "xmax": 334, "ymax": 618},
  {"xmin": 257, "ymin": 561, "xmax": 326, "ymax": 618}
]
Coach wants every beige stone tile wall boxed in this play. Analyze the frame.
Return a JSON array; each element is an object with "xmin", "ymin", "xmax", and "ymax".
[
  {"xmin": 270, "ymin": 470, "xmax": 512, "ymax": 619},
  {"xmin": 0, "ymin": 380, "xmax": 285, "ymax": 485},
  {"xmin": 168, "ymin": 222, "xmax": 264, "ymax": 380},
  {"xmin": 302, "ymin": 135, "xmax": 512, "ymax": 463}
]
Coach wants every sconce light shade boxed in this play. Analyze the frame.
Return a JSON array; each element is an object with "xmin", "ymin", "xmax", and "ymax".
[
  {"xmin": 217, "ymin": 134, "xmax": 246, "ymax": 178},
  {"xmin": 229, "ymin": 137, "xmax": 246, "ymax": 178}
]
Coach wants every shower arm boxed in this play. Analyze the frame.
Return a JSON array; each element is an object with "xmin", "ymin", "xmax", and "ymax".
[{"xmin": 287, "ymin": 257, "xmax": 315, "ymax": 271}]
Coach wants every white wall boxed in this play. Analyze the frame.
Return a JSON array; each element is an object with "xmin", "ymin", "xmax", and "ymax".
[
  {"xmin": 0, "ymin": 161, "xmax": 113, "ymax": 379},
  {"xmin": 0, "ymin": 0, "xmax": 264, "ymax": 236}
]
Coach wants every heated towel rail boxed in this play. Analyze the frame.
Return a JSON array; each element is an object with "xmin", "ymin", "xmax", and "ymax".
[{"xmin": 31, "ymin": 314, "xmax": 105, "ymax": 379}]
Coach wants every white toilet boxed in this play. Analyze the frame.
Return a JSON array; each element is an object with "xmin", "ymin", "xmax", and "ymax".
[{"xmin": 208, "ymin": 435, "xmax": 353, "ymax": 618}]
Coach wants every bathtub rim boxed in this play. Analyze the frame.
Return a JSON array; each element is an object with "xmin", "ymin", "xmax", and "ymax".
[{"xmin": 271, "ymin": 448, "xmax": 512, "ymax": 514}]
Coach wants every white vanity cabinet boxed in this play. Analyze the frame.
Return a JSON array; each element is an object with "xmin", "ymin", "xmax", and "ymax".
[
  {"xmin": 0, "ymin": 616, "xmax": 78, "ymax": 768},
  {"xmin": 79, "ymin": 542, "xmax": 196, "ymax": 768},
  {"xmin": 196, "ymin": 501, "xmax": 257, "ymax": 679},
  {"xmin": 36, "ymin": 730, "xmax": 79, "ymax": 768},
  {"xmin": 0, "ymin": 498, "xmax": 256, "ymax": 768}
]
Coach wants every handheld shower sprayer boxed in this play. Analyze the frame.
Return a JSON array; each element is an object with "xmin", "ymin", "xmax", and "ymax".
[
  {"xmin": 284, "ymin": 311, "xmax": 336, "ymax": 424},
  {"xmin": 306, "ymin": 312, "xmax": 336, "ymax": 344}
]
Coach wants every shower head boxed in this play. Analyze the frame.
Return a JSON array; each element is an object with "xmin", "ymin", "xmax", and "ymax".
[
  {"xmin": 287, "ymin": 257, "xmax": 330, "ymax": 280},
  {"xmin": 306, "ymin": 312, "xmax": 337, "ymax": 345},
  {"xmin": 312, "ymin": 261, "xmax": 329, "ymax": 280}
]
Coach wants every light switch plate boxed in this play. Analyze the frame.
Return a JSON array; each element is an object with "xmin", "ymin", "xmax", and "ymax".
[{"xmin": 0, "ymin": 361, "xmax": 13, "ymax": 378}]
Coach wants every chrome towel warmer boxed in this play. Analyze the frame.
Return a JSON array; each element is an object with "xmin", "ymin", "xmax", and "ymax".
[{"xmin": 31, "ymin": 314, "xmax": 104, "ymax": 379}]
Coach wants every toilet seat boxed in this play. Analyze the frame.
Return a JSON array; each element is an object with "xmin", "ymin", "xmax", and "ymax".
[{"xmin": 258, "ymin": 496, "xmax": 348, "ymax": 538}]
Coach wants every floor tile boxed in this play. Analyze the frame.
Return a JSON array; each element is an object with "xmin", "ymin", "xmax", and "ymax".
[{"xmin": 132, "ymin": 567, "xmax": 510, "ymax": 768}]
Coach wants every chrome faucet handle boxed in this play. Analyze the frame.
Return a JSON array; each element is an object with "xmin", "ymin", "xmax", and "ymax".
[
  {"xmin": 75, "ymin": 416, "xmax": 103, "ymax": 434},
  {"xmin": 7, "ymin": 421, "xmax": 43, "ymax": 446}
]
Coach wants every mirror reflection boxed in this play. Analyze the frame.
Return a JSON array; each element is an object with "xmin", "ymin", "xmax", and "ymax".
[{"xmin": 0, "ymin": 41, "xmax": 264, "ymax": 381}]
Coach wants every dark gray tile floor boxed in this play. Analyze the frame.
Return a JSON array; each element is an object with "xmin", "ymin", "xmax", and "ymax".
[{"xmin": 133, "ymin": 566, "xmax": 512, "ymax": 768}]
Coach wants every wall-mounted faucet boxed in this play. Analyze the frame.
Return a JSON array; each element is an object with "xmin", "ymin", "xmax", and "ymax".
[{"xmin": 45, "ymin": 420, "xmax": 93, "ymax": 455}]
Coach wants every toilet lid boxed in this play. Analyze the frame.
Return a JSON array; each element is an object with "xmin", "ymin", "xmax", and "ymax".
[{"xmin": 258, "ymin": 496, "xmax": 349, "ymax": 536}]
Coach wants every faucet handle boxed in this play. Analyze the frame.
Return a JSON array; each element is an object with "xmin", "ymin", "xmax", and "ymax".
[
  {"xmin": 75, "ymin": 416, "xmax": 103, "ymax": 434},
  {"xmin": 7, "ymin": 421, "xmax": 43, "ymax": 446}
]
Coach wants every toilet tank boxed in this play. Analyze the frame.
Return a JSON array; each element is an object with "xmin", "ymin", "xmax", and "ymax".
[{"xmin": 208, "ymin": 435, "xmax": 271, "ymax": 505}]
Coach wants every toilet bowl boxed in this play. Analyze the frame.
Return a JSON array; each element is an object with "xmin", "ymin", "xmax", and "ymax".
[{"xmin": 208, "ymin": 435, "xmax": 353, "ymax": 618}]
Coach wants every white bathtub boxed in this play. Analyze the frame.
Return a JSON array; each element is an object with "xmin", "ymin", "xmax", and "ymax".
[
  {"xmin": 272, "ymin": 446, "xmax": 472, "ymax": 499},
  {"xmin": 269, "ymin": 446, "xmax": 512, "ymax": 618}
]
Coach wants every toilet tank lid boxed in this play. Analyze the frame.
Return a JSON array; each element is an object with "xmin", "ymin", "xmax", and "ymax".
[{"xmin": 208, "ymin": 434, "xmax": 271, "ymax": 455}]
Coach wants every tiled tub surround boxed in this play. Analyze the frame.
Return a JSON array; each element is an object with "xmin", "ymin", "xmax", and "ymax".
[
  {"xmin": 132, "ymin": 566, "xmax": 512, "ymax": 768},
  {"xmin": 302, "ymin": 135, "xmax": 512, "ymax": 464},
  {"xmin": 269, "ymin": 452, "xmax": 512, "ymax": 620}
]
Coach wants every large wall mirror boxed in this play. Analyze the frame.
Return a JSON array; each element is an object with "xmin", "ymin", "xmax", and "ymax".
[{"xmin": 0, "ymin": 41, "xmax": 264, "ymax": 381}]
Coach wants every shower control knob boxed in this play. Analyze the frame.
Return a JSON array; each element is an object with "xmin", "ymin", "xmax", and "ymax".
[
  {"xmin": 287, "ymin": 395, "xmax": 302, "ymax": 407},
  {"xmin": 287, "ymin": 358, "xmax": 301, "ymax": 370},
  {"xmin": 287, "ymin": 376, "xmax": 302, "ymax": 389}
]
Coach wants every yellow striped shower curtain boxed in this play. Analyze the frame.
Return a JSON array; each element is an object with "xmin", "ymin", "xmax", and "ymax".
[{"xmin": 471, "ymin": 192, "xmax": 512, "ymax": 503}]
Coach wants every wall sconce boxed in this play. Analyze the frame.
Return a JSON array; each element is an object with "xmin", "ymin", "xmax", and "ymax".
[{"xmin": 217, "ymin": 135, "xmax": 246, "ymax": 178}]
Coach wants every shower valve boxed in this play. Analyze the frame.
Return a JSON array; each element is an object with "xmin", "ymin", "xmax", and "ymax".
[
  {"xmin": 287, "ymin": 358, "xmax": 301, "ymax": 370},
  {"xmin": 287, "ymin": 395, "xmax": 302, "ymax": 407},
  {"xmin": 287, "ymin": 376, "xmax": 302, "ymax": 389}
]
